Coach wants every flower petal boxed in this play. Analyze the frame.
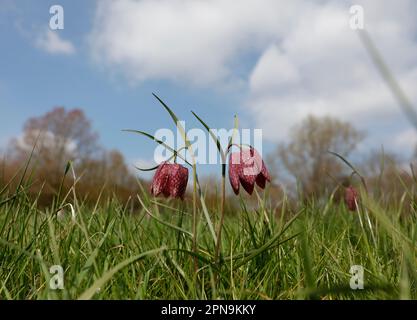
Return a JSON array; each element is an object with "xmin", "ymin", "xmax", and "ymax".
[
  {"xmin": 150, "ymin": 162, "xmax": 168, "ymax": 197},
  {"xmin": 255, "ymin": 174, "xmax": 266, "ymax": 189},
  {"xmin": 345, "ymin": 186, "xmax": 359, "ymax": 211},
  {"xmin": 228, "ymin": 152, "xmax": 240, "ymax": 195},
  {"xmin": 239, "ymin": 173, "xmax": 256, "ymax": 195},
  {"xmin": 168, "ymin": 164, "xmax": 189, "ymax": 199}
]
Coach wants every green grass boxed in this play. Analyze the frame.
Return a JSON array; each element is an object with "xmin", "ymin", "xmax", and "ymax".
[{"xmin": 1, "ymin": 178, "xmax": 416, "ymax": 300}]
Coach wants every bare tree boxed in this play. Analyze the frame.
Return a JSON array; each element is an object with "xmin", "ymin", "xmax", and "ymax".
[
  {"xmin": 4, "ymin": 107, "xmax": 144, "ymax": 206},
  {"xmin": 277, "ymin": 115, "xmax": 365, "ymax": 198},
  {"xmin": 11, "ymin": 107, "xmax": 99, "ymax": 188}
]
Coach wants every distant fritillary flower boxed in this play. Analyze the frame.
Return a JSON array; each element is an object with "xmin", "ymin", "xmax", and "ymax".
[{"xmin": 345, "ymin": 186, "xmax": 359, "ymax": 211}]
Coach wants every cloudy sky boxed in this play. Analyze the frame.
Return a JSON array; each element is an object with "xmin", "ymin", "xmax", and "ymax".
[{"xmin": 1, "ymin": 0, "xmax": 417, "ymax": 177}]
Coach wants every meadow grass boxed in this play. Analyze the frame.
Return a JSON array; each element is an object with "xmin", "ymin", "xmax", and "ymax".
[{"xmin": 1, "ymin": 174, "xmax": 416, "ymax": 300}]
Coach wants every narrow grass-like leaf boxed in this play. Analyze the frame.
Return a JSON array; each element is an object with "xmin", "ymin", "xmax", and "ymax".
[
  {"xmin": 152, "ymin": 93, "xmax": 191, "ymax": 149},
  {"xmin": 137, "ymin": 195, "xmax": 193, "ymax": 237},
  {"xmin": 191, "ymin": 111, "xmax": 224, "ymax": 157},
  {"xmin": 78, "ymin": 247, "xmax": 166, "ymax": 300},
  {"xmin": 123, "ymin": 129, "xmax": 191, "ymax": 166}
]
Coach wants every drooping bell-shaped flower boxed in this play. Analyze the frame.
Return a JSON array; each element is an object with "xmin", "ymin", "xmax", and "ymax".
[
  {"xmin": 228, "ymin": 147, "xmax": 271, "ymax": 195},
  {"xmin": 151, "ymin": 162, "xmax": 188, "ymax": 200},
  {"xmin": 344, "ymin": 186, "xmax": 359, "ymax": 211}
]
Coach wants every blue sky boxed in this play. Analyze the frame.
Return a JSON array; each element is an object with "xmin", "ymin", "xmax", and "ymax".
[
  {"xmin": 0, "ymin": 0, "xmax": 246, "ymax": 176},
  {"xmin": 1, "ymin": 0, "xmax": 417, "ymax": 178}
]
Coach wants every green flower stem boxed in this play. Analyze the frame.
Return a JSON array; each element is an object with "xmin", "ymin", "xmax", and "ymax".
[
  {"xmin": 192, "ymin": 162, "xmax": 198, "ymax": 273},
  {"xmin": 214, "ymin": 159, "xmax": 227, "ymax": 268}
]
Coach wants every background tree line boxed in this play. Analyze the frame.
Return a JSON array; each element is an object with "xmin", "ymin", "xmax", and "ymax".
[
  {"xmin": 1, "ymin": 107, "xmax": 143, "ymax": 207},
  {"xmin": 1, "ymin": 107, "xmax": 415, "ymax": 212}
]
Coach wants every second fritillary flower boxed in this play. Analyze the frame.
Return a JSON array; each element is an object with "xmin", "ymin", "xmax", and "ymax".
[{"xmin": 228, "ymin": 147, "xmax": 271, "ymax": 195}]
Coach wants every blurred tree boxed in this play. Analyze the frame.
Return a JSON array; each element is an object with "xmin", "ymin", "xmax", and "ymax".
[
  {"xmin": 361, "ymin": 150, "xmax": 400, "ymax": 178},
  {"xmin": 4, "ymin": 107, "xmax": 144, "ymax": 207},
  {"xmin": 106, "ymin": 150, "xmax": 136, "ymax": 187},
  {"xmin": 11, "ymin": 107, "xmax": 99, "ymax": 189},
  {"xmin": 77, "ymin": 150, "xmax": 139, "ymax": 202},
  {"xmin": 361, "ymin": 150, "xmax": 413, "ymax": 208},
  {"xmin": 277, "ymin": 115, "xmax": 365, "ymax": 199}
]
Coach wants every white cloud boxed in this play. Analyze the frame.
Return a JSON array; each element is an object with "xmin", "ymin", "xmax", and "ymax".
[
  {"xmin": 249, "ymin": 45, "xmax": 300, "ymax": 94},
  {"xmin": 88, "ymin": 0, "xmax": 302, "ymax": 86},
  {"xmin": 246, "ymin": 0, "xmax": 417, "ymax": 151},
  {"xmin": 36, "ymin": 29, "xmax": 75, "ymax": 55},
  {"xmin": 88, "ymin": 0, "xmax": 417, "ymax": 155},
  {"xmin": 391, "ymin": 128, "xmax": 417, "ymax": 150}
]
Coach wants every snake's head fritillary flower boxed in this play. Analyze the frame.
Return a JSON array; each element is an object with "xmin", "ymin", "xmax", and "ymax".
[
  {"xmin": 151, "ymin": 162, "xmax": 189, "ymax": 200},
  {"xmin": 228, "ymin": 147, "xmax": 271, "ymax": 195},
  {"xmin": 344, "ymin": 186, "xmax": 359, "ymax": 211}
]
